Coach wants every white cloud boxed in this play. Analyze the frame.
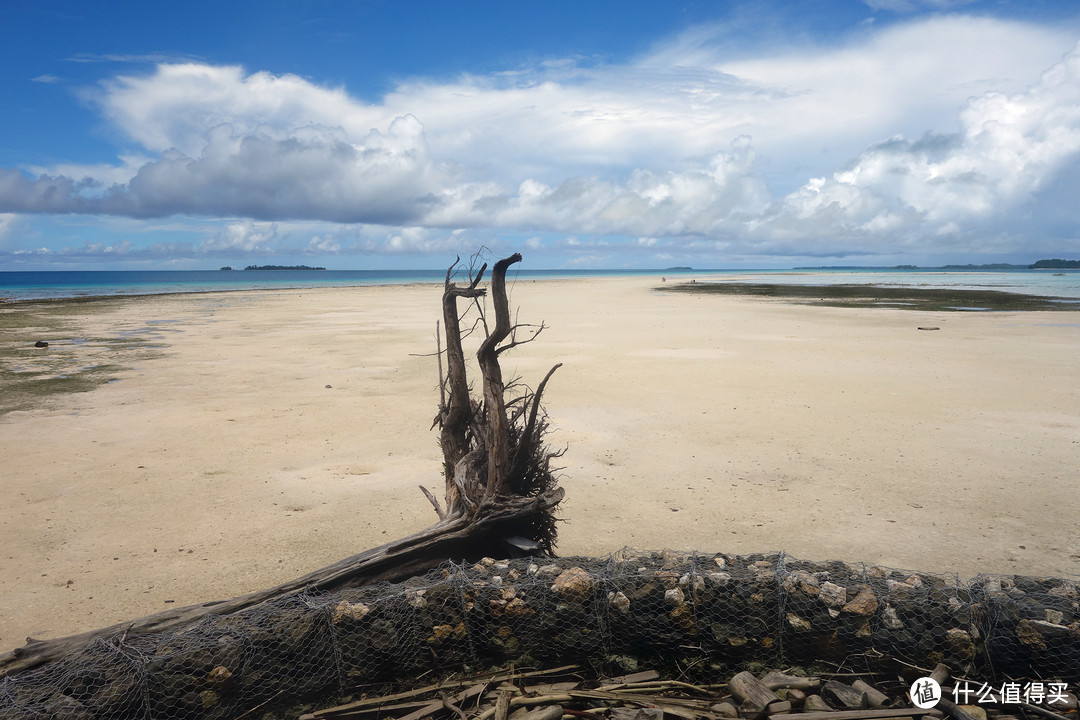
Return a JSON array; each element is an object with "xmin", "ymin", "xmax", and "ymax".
[
  {"xmin": 0, "ymin": 213, "xmax": 21, "ymax": 248},
  {"xmin": 2, "ymin": 14, "xmax": 1079, "ymax": 264},
  {"xmin": 424, "ymin": 135, "xmax": 770, "ymax": 236},
  {"xmin": 202, "ymin": 220, "xmax": 280, "ymax": 252},
  {"xmin": 862, "ymin": 0, "xmax": 978, "ymax": 12},
  {"xmin": 95, "ymin": 63, "xmax": 384, "ymax": 157},
  {"xmin": 761, "ymin": 40, "xmax": 1080, "ymax": 252}
]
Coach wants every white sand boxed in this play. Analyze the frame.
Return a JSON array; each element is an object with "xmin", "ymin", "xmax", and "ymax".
[{"xmin": 2, "ymin": 277, "xmax": 1079, "ymax": 649}]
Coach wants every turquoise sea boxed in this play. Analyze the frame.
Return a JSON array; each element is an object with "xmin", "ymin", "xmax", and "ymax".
[{"xmin": 1, "ymin": 267, "xmax": 1078, "ymax": 301}]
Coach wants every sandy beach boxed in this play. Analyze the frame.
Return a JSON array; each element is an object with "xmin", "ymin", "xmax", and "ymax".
[{"xmin": 2, "ymin": 276, "xmax": 1079, "ymax": 650}]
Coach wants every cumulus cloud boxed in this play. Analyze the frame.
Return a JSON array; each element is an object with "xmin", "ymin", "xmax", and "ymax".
[
  {"xmin": 426, "ymin": 136, "xmax": 769, "ymax": 236},
  {"xmin": 95, "ymin": 63, "xmax": 384, "ymax": 157},
  {"xmin": 2, "ymin": 14, "xmax": 1079, "ymax": 263},
  {"xmin": 762, "ymin": 40, "xmax": 1080, "ymax": 252},
  {"xmin": 1, "ymin": 115, "xmax": 449, "ymax": 224},
  {"xmin": 0, "ymin": 213, "xmax": 21, "ymax": 249},
  {"xmin": 202, "ymin": 220, "xmax": 280, "ymax": 252}
]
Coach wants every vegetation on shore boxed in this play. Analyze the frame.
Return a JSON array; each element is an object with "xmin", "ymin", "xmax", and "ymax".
[{"xmin": 1030, "ymin": 258, "xmax": 1080, "ymax": 268}]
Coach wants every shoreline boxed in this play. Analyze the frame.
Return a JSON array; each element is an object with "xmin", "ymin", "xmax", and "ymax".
[
  {"xmin": 3, "ymin": 267, "xmax": 1078, "ymax": 303},
  {"xmin": 2, "ymin": 277, "xmax": 1079, "ymax": 648}
]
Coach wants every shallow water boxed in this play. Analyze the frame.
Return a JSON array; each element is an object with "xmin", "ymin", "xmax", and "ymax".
[{"xmin": 1, "ymin": 267, "xmax": 1078, "ymax": 300}]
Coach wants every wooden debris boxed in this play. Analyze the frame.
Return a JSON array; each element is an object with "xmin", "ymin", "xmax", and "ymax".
[
  {"xmin": 730, "ymin": 669, "xmax": 786, "ymax": 710},
  {"xmin": 305, "ymin": 660, "xmax": 1078, "ymax": 720},
  {"xmin": 805, "ymin": 695, "xmax": 836, "ymax": 712},
  {"xmin": 823, "ymin": 680, "xmax": 869, "ymax": 709},
  {"xmin": 763, "ymin": 671, "xmax": 821, "ymax": 692},
  {"xmin": 852, "ymin": 679, "xmax": 890, "ymax": 707}
]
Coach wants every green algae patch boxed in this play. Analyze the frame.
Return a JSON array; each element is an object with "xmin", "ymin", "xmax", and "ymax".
[
  {"xmin": 0, "ymin": 297, "xmax": 167, "ymax": 416},
  {"xmin": 659, "ymin": 282, "xmax": 1080, "ymax": 312}
]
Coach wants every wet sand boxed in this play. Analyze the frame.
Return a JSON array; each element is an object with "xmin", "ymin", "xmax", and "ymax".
[{"xmin": 1, "ymin": 277, "xmax": 1078, "ymax": 649}]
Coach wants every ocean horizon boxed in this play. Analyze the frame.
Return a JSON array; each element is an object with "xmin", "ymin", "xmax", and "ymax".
[{"xmin": 1, "ymin": 267, "xmax": 1079, "ymax": 301}]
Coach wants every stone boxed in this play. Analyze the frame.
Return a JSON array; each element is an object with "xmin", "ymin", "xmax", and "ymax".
[
  {"xmin": 665, "ymin": 587, "xmax": 686, "ymax": 606},
  {"xmin": 1049, "ymin": 583, "xmax": 1079, "ymax": 599},
  {"xmin": 34, "ymin": 341, "xmax": 49, "ymax": 348},
  {"xmin": 332, "ymin": 600, "xmax": 370, "ymax": 623},
  {"xmin": 882, "ymin": 605, "xmax": 904, "ymax": 630},
  {"xmin": 842, "ymin": 586, "xmax": 879, "ymax": 616},
  {"xmin": 946, "ymin": 627, "xmax": 977, "ymax": 659},
  {"xmin": 429, "ymin": 622, "xmax": 466, "ymax": 642},
  {"xmin": 820, "ymin": 581, "xmax": 847, "ymax": 608},
  {"xmin": 786, "ymin": 613, "xmax": 812, "ymax": 632},
  {"xmin": 608, "ymin": 591, "xmax": 631, "ymax": 612},
  {"xmin": 503, "ymin": 597, "xmax": 534, "ymax": 618},
  {"xmin": 886, "ymin": 579, "xmax": 918, "ymax": 595},
  {"xmin": 783, "ymin": 570, "xmax": 821, "ymax": 597},
  {"xmin": 679, "ymin": 573, "xmax": 705, "ymax": 593},
  {"xmin": 551, "ymin": 567, "xmax": 593, "ymax": 601},
  {"xmin": 206, "ymin": 666, "xmax": 233, "ymax": 690}
]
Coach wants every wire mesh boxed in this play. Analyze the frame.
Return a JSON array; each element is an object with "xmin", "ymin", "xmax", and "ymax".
[{"xmin": 1, "ymin": 550, "xmax": 1077, "ymax": 719}]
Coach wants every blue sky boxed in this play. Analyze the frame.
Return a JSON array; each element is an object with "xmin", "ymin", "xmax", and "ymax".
[{"xmin": 2, "ymin": 1, "xmax": 1079, "ymax": 270}]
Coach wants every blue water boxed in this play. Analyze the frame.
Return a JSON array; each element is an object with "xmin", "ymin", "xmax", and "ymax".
[{"xmin": 1, "ymin": 268, "xmax": 1078, "ymax": 301}]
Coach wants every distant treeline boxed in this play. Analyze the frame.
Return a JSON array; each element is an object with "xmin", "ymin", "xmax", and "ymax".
[
  {"xmin": 1029, "ymin": 259, "xmax": 1080, "ymax": 269},
  {"xmin": 796, "ymin": 259, "xmax": 1078, "ymax": 270}
]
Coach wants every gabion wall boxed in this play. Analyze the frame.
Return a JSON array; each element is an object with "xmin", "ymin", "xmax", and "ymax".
[{"xmin": 1, "ymin": 550, "xmax": 1077, "ymax": 719}]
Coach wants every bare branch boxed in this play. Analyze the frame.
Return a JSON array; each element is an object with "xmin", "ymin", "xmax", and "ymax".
[
  {"xmin": 497, "ymin": 321, "xmax": 548, "ymax": 356},
  {"xmin": 509, "ymin": 362, "xmax": 563, "ymax": 485},
  {"xmin": 436, "ymin": 321, "xmax": 446, "ymax": 411},
  {"xmin": 419, "ymin": 485, "xmax": 446, "ymax": 520}
]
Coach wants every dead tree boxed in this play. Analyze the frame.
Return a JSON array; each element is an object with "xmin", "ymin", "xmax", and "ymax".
[
  {"xmin": 0, "ymin": 252, "xmax": 564, "ymax": 677},
  {"xmin": 429, "ymin": 252, "xmax": 564, "ymax": 555}
]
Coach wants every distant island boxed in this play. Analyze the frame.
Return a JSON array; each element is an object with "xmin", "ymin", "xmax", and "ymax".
[
  {"xmin": 1030, "ymin": 259, "xmax": 1080, "ymax": 269},
  {"xmin": 795, "ymin": 259, "xmax": 1077, "ymax": 270},
  {"xmin": 664, "ymin": 266, "xmax": 693, "ymax": 271},
  {"xmin": 240, "ymin": 264, "xmax": 327, "ymax": 271}
]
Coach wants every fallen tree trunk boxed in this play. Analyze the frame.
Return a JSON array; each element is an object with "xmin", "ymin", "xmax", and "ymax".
[
  {"xmin": 0, "ymin": 488, "xmax": 562, "ymax": 677},
  {"xmin": 4, "ymin": 550, "xmax": 1079, "ymax": 720},
  {"xmin": 1, "ymin": 251, "xmax": 565, "ymax": 678}
]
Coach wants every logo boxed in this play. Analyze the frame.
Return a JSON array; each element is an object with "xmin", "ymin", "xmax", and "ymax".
[{"xmin": 910, "ymin": 678, "xmax": 942, "ymax": 709}]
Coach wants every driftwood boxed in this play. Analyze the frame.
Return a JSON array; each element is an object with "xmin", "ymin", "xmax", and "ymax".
[
  {"xmin": 0, "ymin": 252, "xmax": 565, "ymax": 678},
  {"xmin": 301, "ymin": 663, "xmax": 966, "ymax": 720},
  {"xmin": 729, "ymin": 670, "xmax": 785, "ymax": 710}
]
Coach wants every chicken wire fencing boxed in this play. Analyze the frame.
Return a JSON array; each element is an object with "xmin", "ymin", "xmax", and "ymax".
[{"xmin": 1, "ymin": 549, "xmax": 1077, "ymax": 719}]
